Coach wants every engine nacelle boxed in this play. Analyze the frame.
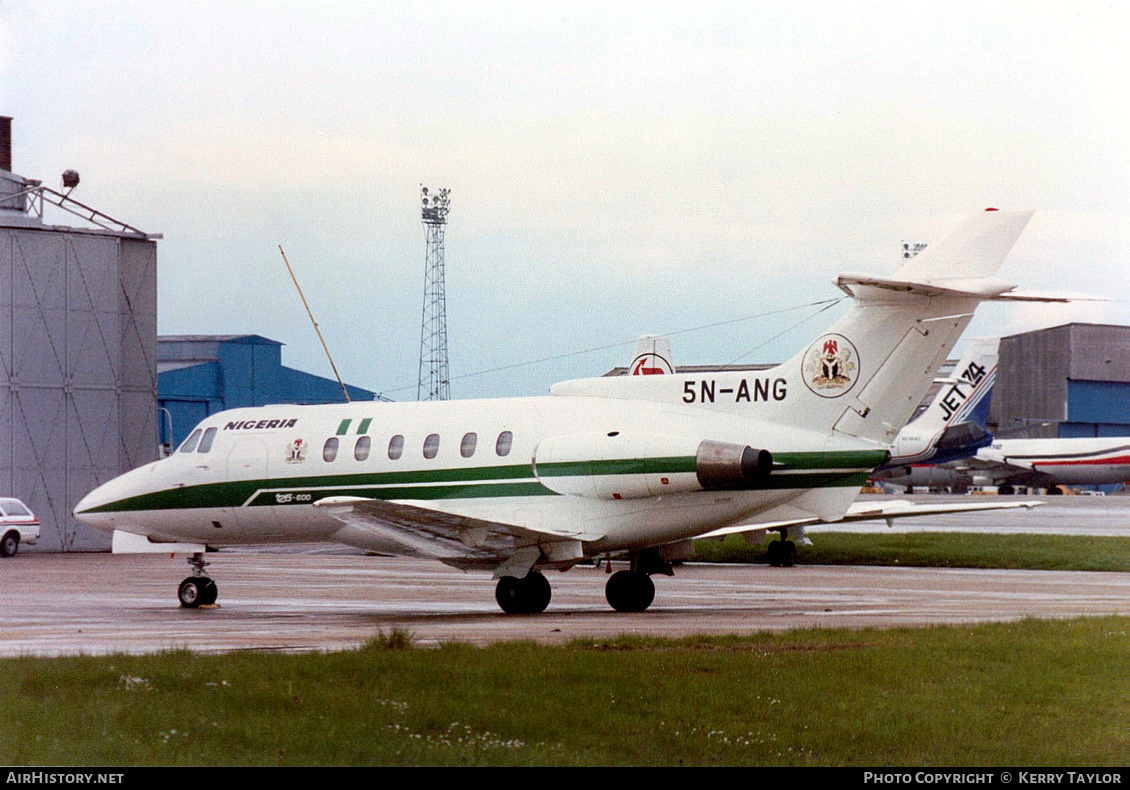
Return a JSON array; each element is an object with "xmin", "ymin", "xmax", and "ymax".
[
  {"xmin": 532, "ymin": 433, "xmax": 772, "ymax": 500},
  {"xmin": 694, "ymin": 440, "xmax": 773, "ymax": 490}
]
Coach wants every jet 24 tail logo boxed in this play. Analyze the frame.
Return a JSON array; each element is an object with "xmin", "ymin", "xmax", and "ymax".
[{"xmin": 802, "ymin": 334, "xmax": 859, "ymax": 398}]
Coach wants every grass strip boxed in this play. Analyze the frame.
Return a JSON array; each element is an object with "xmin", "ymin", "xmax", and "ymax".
[
  {"xmin": 1, "ymin": 617, "xmax": 1126, "ymax": 766},
  {"xmin": 691, "ymin": 532, "xmax": 1129, "ymax": 572}
]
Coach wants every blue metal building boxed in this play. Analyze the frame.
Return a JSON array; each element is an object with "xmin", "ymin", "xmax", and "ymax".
[
  {"xmin": 158, "ymin": 335, "xmax": 376, "ymax": 450},
  {"xmin": 989, "ymin": 323, "xmax": 1130, "ymax": 438}
]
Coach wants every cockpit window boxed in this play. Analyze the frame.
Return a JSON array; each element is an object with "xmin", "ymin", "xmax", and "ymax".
[
  {"xmin": 197, "ymin": 427, "xmax": 218, "ymax": 454},
  {"xmin": 179, "ymin": 429, "xmax": 203, "ymax": 453}
]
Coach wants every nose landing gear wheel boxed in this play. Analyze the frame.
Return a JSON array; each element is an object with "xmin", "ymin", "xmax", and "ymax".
[
  {"xmin": 178, "ymin": 576, "xmax": 217, "ymax": 608},
  {"xmin": 178, "ymin": 552, "xmax": 218, "ymax": 608}
]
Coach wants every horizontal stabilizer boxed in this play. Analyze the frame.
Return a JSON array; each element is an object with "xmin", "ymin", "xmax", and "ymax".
[
  {"xmin": 835, "ymin": 212, "xmax": 1045, "ymax": 302},
  {"xmin": 834, "ymin": 276, "xmax": 1095, "ymax": 304},
  {"xmin": 991, "ymin": 290, "xmax": 1111, "ymax": 303},
  {"xmin": 835, "ymin": 273, "xmax": 1020, "ymax": 300}
]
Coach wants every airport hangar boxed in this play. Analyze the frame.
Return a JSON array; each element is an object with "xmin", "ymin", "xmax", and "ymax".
[
  {"xmin": 0, "ymin": 117, "xmax": 374, "ymax": 552},
  {"xmin": 989, "ymin": 323, "xmax": 1130, "ymax": 439},
  {"xmin": 4, "ymin": 114, "xmax": 1130, "ymax": 553},
  {"xmin": 157, "ymin": 334, "xmax": 376, "ymax": 452}
]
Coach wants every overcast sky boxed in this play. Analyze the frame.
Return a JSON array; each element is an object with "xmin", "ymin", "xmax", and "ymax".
[{"xmin": 2, "ymin": 1, "xmax": 1128, "ymax": 399}]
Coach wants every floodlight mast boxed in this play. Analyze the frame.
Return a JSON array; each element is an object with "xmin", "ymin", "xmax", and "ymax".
[{"xmin": 417, "ymin": 186, "xmax": 452, "ymax": 401}]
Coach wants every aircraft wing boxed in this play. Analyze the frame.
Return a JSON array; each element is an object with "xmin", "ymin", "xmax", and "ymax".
[
  {"xmin": 697, "ymin": 498, "xmax": 1042, "ymax": 540},
  {"xmin": 313, "ymin": 496, "xmax": 601, "ymax": 573},
  {"xmin": 940, "ymin": 455, "xmax": 1039, "ymax": 483}
]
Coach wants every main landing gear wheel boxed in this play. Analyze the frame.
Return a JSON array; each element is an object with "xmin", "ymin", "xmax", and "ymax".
[
  {"xmin": 998, "ymin": 484, "xmax": 1015, "ymax": 495},
  {"xmin": 605, "ymin": 569, "xmax": 655, "ymax": 613},
  {"xmin": 494, "ymin": 571, "xmax": 552, "ymax": 615},
  {"xmin": 767, "ymin": 538, "xmax": 797, "ymax": 567}
]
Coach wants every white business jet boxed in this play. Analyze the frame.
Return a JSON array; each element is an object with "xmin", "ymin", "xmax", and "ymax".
[
  {"xmin": 75, "ymin": 209, "xmax": 1051, "ymax": 614},
  {"xmin": 924, "ymin": 437, "xmax": 1130, "ymax": 495}
]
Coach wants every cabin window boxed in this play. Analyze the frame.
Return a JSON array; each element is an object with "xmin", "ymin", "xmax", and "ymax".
[
  {"xmin": 179, "ymin": 429, "xmax": 202, "ymax": 453},
  {"xmin": 496, "ymin": 430, "xmax": 513, "ymax": 457},
  {"xmin": 388, "ymin": 434, "xmax": 404, "ymax": 460},
  {"xmin": 460, "ymin": 432, "xmax": 477, "ymax": 458},
  {"xmin": 197, "ymin": 427, "xmax": 218, "ymax": 454},
  {"xmin": 323, "ymin": 437, "xmax": 339, "ymax": 462},
  {"xmin": 423, "ymin": 433, "xmax": 440, "ymax": 459},
  {"xmin": 354, "ymin": 435, "xmax": 371, "ymax": 462}
]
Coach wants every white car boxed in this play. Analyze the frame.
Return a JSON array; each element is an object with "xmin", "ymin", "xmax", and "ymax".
[{"xmin": 0, "ymin": 498, "xmax": 39, "ymax": 556}]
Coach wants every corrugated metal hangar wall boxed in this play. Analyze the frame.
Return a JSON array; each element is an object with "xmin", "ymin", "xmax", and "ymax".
[
  {"xmin": 0, "ymin": 118, "xmax": 158, "ymax": 552},
  {"xmin": 0, "ymin": 226, "xmax": 157, "ymax": 550},
  {"xmin": 990, "ymin": 323, "xmax": 1130, "ymax": 439}
]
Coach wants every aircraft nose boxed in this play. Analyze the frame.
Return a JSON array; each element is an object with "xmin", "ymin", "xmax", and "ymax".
[
  {"xmin": 74, "ymin": 461, "xmax": 161, "ymax": 525},
  {"xmin": 74, "ymin": 472, "xmax": 134, "ymax": 522},
  {"xmin": 73, "ymin": 482, "xmax": 109, "ymax": 521}
]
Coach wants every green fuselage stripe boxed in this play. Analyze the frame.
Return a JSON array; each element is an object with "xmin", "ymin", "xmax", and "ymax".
[
  {"xmin": 84, "ymin": 451, "xmax": 885, "ymax": 514},
  {"xmin": 772, "ymin": 450, "xmax": 890, "ymax": 470},
  {"xmin": 535, "ymin": 456, "xmax": 699, "ymax": 477}
]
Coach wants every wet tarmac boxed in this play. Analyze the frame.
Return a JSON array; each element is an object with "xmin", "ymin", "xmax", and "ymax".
[{"xmin": 1, "ymin": 550, "xmax": 1126, "ymax": 657}]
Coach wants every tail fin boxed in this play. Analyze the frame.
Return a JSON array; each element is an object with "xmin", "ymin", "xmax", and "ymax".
[
  {"xmin": 891, "ymin": 209, "xmax": 1032, "ymax": 282},
  {"xmin": 770, "ymin": 210, "xmax": 1032, "ymax": 444},
  {"xmin": 551, "ymin": 210, "xmax": 1033, "ymax": 449},
  {"xmin": 885, "ymin": 337, "xmax": 999, "ymax": 465},
  {"xmin": 629, "ymin": 335, "xmax": 675, "ymax": 376}
]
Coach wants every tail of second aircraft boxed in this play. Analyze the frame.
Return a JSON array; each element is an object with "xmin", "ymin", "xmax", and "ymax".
[
  {"xmin": 629, "ymin": 334, "xmax": 675, "ymax": 376},
  {"xmin": 766, "ymin": 209, "xmax": 1032, "ymax": 445},
  {"xmin": 881, "ymin": 336, "xmax": 999, "ymax": 467}
]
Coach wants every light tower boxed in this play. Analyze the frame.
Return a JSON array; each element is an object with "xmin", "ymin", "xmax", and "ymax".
[{"xmin": 417, "ymin": 186, "xmax": 452, "ymax": 400}]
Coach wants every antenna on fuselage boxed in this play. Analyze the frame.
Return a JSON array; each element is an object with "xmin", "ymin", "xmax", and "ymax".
[{"xmin": 278, "ymin": 245, "xmax": 352, "ymax": 403}]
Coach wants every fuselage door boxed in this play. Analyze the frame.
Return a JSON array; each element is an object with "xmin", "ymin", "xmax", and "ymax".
[{"xmin": 225, "ymin": 438, "xmax": 277, "ymax": 532}]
